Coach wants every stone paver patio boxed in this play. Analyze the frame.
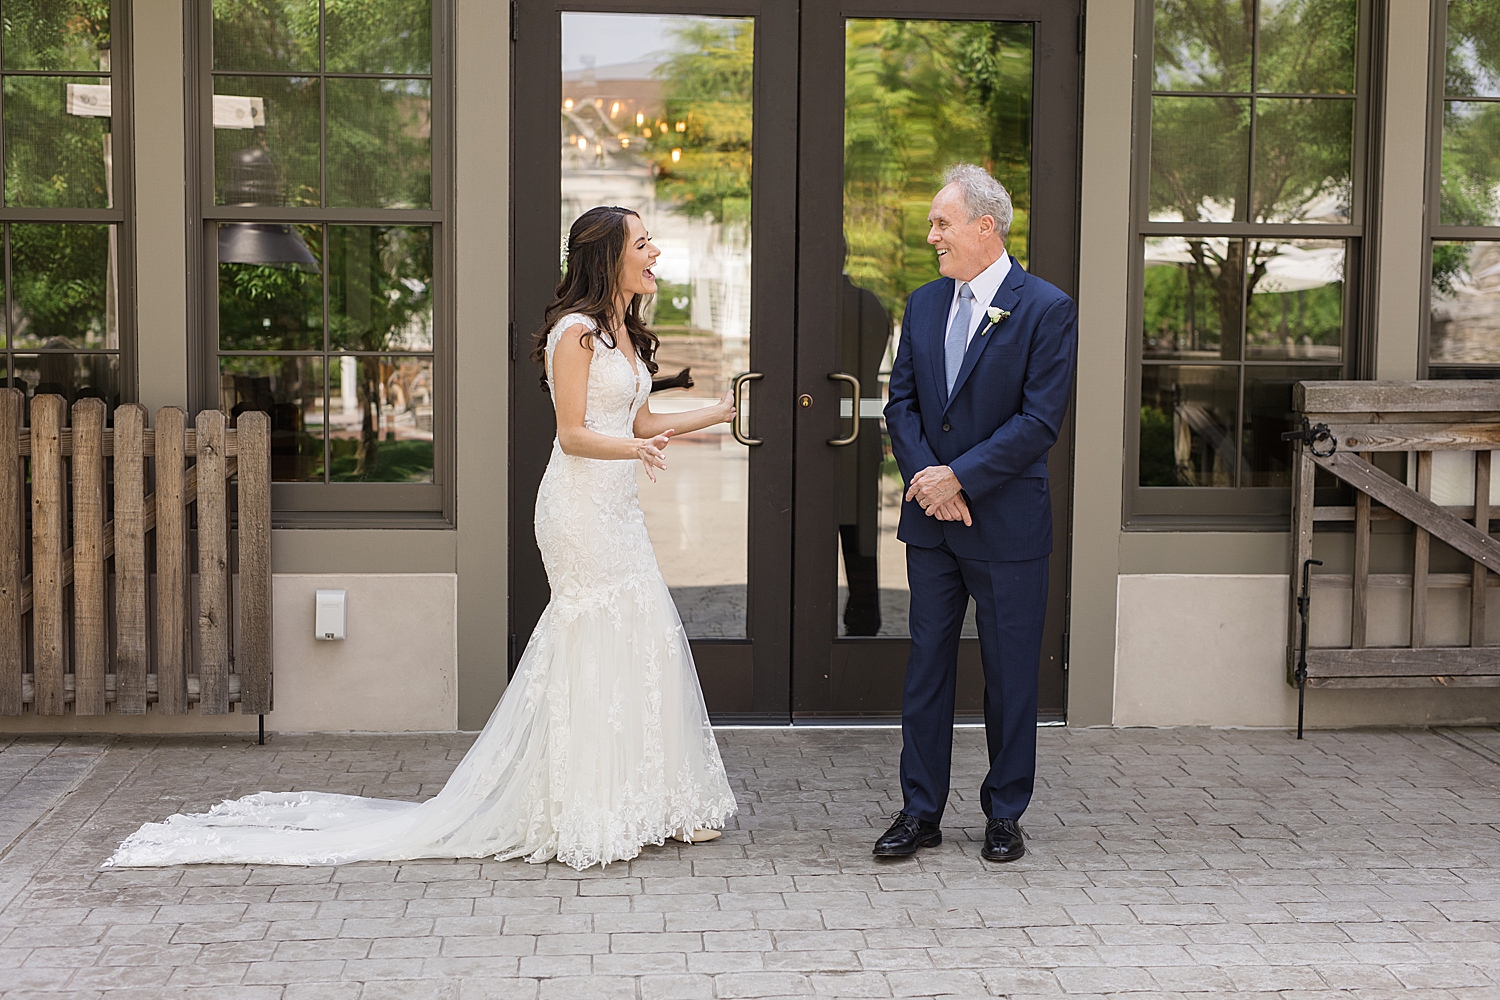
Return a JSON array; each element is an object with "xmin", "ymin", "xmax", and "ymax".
[{"xmin": 1, "ymin": 725, "xmax": 1499, "ymax": 999}]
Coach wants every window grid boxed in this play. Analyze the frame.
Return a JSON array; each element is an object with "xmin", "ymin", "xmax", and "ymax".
[
  {"xmin": 0, "ymin": 1, "xmax": 132, "ymax": 410},
  {"xmin": 199, "ymin": 1, "xmax": 446, "ymax": 509},
  {"xmin": 1128, "ymin": 0, "xmax": 1367, "ymax": 518}
]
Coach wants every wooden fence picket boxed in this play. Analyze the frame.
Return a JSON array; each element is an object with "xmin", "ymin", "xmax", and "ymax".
[
  {"xmin": 114, "ymin": 404, "xmax": 149, "ymax": 714},
  {"xmin": 30, "ymin": 395, "xmax": 66, "ymax": 716},
  {"xmin": 237, "ymin": 411, "xmax": 273, "ymax": 715},
  {"xmin": 0, "ymin": 389, "xmax": 20, "ymax": 715},
  {"xmin": 72, "ymin": 398, "xmax": 108, "ymax": 716},
  {"xmin": 154, "ymin": 406, "xmax": 190, "ymax": 715},
  {"xmin": 195, "ymin": 410, "xmax": 230, "ymax": 715}
]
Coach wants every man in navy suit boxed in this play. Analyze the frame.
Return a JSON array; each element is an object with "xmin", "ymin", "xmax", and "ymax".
[{"xmin": 876, "ymin": 164, "xmax": 1077, "ymax": 864}]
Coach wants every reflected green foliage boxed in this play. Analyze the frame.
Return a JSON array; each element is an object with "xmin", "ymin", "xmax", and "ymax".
[
  {"xmin": 843, "ymin": 20, "xmax": 1032, "ymax": 327},
  {"xmin": 327, "ymin": 78, "xmax": 431, "ymax": 208},
  {"xmin": 326, "ymin": 0, "xmax": 431, "ymax": 74},
  {"xmin": 9, "ymin": 224, "xmax": 110, "ymax": 349},
  {"xmin": 331, "ymin": 438, "xmax": 432, "ymax": 482},
  {"xmin": 1432, "ymin": 240, "xmax": 1472, "ymax": 296},
  {"xmin": 1139, "ymin": 406, "xmax": 1178, "ymax": 486},
  {"xmin": 1141, "ymin": 252, "xmax": 1226, "ymax": 355},
  {"xmin": 213, "ymin": 0, "xmax": 318, "ymax": 72},
  {"xmin": 1149, "ymin": 95, "xmax": 1249, "ymax": 222},
  {"xmin": 3, "ymin": 0, "xmax": 109, "ymax": 71},
  {"xmin": 213, "ymin": 76, "xmax": 321, "ymax": 207},
  {"xmin": 1246, "ymin": 278, "xmax": 1342, "ymax": 355},
  {"xmin": 1257, "ymin": 0, "xmax": 1356, "ymax": 94},
  {"xmin": 329, "ymin": 226, "xmax": 432, "ymax": 352},
  {"xmin": 219, "ymin": 224, "xmax": 323, "ymax": 351},
  {"xmin": 1442, "ymin": 101, "xmax": 1500, "ymax": 226},
  {"xmin": 1252, "ymin": 97, "xmax": 1351, "ymax": 221},
  {"xmin": 4, "ymin": 76, "xmax": 110, "ymax": 208},
  {"xmin": 220, "ymin": 353, "xmax": 324, "ymax": 482},
  {"xmin": 1447, "ymin": 0, "xmax": 1500, "ymax": 97},
  {"xmin": 1153, "ymin": 0, "xmax": 1251, "ymax": 91},
  {"xmin": 651, "ymin": 22, "xmax": 753, "ymax": 226}
]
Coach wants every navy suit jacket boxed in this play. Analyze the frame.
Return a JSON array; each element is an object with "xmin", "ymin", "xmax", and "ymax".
[{"xmin": 884, "ymin": 256, "xmax": 1078, "ymax": 562}]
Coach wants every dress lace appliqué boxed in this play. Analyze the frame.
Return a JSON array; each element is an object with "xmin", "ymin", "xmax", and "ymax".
[{"xmin": 105, "ymin": 312, "xmax": 737, "ymax": 872}]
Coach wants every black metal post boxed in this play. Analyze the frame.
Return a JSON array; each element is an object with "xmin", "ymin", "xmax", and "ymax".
[{"xmin": 1295, "ymin": 558, "xmax": 1322, "ymax": 740}]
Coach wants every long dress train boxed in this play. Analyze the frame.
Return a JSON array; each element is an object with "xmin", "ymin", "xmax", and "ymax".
[{"xmin": 105, "ymin": 313, "xmax": 737, "ymax": 871}]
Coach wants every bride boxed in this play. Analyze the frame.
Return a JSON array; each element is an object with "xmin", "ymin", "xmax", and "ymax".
[{"xmin": 106, "ymin": 206, "xmax": 739, "ymax": 871}]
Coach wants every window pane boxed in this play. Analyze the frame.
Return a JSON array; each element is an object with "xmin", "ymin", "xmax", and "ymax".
[
  {"xmin": 11, "ymin": 352, "xmax": 118, "ymax": 408},
  {"xmin": 1257, "ymin": 0, "xmax": 1357, "ymax": 95},
  {"xmin": 326, "ymin": 78, "xmax": 432, "ymax": 208},
  {"xmin": 1441, "ymin": 100, "xmax": 1500, "ymax": 227},
  {"xmin": 1142, "ymin": 237, "xmax": 1240, "ymax": 361},
  {"xmin": 1151, "ymin": 0, "xmax": 1251, "ymax": 92},
  {"xmin": 329, "ymin": 226, "xmax": 432, "ymax": 351},
  {"xmin": 329, "ymin": 355, "xmax": 433, "ymax": 483},
  {"xmin": 326, "ymin": 0, "xmax": 432, "ymax": 74},
  {"xmin": 1446, "ymin": 0, "xmax": 1500, "ymax": 98},
  {"xmin": 213, "ymin": 0, "xmax": 319, "ymax": 73},
  {"xmin": 218, "ymin": 223, "xmax": 323, "ymax": 351},
  {"xmin": 1431, "ymin": 240, "xmax": 1500, "ymax": 364},
  {"xmin": 1139, "ymin": 364, "xmax": 1240, "ymax": 487},
  {"xmin": 1245, "ymin": 239, "xmax": 1344, "ymax": 360},
  {"xmin": 10, "ymin": 224, "xmax": 115, "ymax": 350},
  {"xmin": 1149, "ymin": 96, "xmax": 1249, "ymax": 222},
  {"xmin": 1243, "ymin": 365, "xmax": 1341, "ymax": 486},
  {"xmin": 3, "ymin": 76, "xmax": 110, "ymax": 208},
  {"xmin": 213, "ymin": 76, "xmax": 320, "ymax": 207},
  {"xmin": 220, "ymin": 354, "xmax": 326, "ymax": 482},
  {"xmin": 3, "ymin": 0, "xmax": 110, "ymax": 72},
  {"xmin": 1252, "ymin": 97, "xmax": 1353, "ymax": 223}
]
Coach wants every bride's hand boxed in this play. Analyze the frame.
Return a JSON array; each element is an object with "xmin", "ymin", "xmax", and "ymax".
[
  {"xmin": 635, "ymin": 430, "xmax": 673, "ymax": 482},
  {"xmin": 716, "ymin": 390, "xmax": 736, "ymax": 424}
]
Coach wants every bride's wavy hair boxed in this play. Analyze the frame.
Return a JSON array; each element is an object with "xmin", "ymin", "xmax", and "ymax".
[{"xmin": 532, "ymin": 205, "xmax": 661, "ymax": 390}]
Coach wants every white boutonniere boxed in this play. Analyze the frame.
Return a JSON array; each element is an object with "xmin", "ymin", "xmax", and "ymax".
[{"xmin": 979, "ymin": 306, "xmax": 1011, "ymax": 336}]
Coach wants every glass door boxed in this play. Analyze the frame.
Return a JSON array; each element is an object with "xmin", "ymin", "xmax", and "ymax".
[
  {"xmin": 791, "ymin": 0, "xmax": 1080, "ymax": 718},
  {"xmin": 511, "ymin": 0, "xmax": 798, "ymax": 720}
]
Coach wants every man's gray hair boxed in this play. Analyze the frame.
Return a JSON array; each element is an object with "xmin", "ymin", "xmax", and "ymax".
[{"xmin": 943, "ymin": 163, "xmax": 1013, "ymax": 239}]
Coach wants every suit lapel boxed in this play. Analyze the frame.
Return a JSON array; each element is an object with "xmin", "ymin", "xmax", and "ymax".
[
  {"xmin": 943, "ymin": 257, "xmax": 1024, "ymax": 415},
  {"xmin": 926, "ymin": 277, "xmax": 955, "ymax": 408}
]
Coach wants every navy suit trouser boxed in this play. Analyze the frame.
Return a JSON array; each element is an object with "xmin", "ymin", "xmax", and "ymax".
[{"xmin": 901, "ymin": 539, "xmax": 1047, "ymax": 824}]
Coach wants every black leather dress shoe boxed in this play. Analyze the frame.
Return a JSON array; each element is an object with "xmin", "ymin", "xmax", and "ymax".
[
  {"xmin": 872, "ymin": 812, "xmax": 942, "ymax": 857},
  {"xmin": 981, "ymin": 818, "xmax": 1025, "ymax": 862}
]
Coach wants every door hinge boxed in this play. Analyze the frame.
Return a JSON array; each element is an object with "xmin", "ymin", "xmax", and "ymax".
[
  {"xmin": 511, "ymin": 0, "xmax": 518, "ymax": 42},
  {"xmin": 1077, "ymin": 7, "xmax": 1086, "ymax": 54}
]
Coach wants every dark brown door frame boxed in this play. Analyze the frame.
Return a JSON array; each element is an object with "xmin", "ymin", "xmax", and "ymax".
[
  {"xmin": 790, "ymin": 0, "xmax": 1081, "ymax": 719},
  {"xmin": 509, "ymin": 0, "xmax": 800, "ymax": 721}
]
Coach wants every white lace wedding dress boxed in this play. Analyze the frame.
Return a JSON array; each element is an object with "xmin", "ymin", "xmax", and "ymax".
[{"xmin": 106, "ymin": 314, "xmax": 737, "ymax": 871}]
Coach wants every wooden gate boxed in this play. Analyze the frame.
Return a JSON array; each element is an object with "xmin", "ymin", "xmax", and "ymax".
[
  {"xmin": 0, "ymin": 390, "xmax": 273, "ymax": 716},
  {"xmin": 1289, "ymin": 381, "xmax": 1500, "ymax": 690}
]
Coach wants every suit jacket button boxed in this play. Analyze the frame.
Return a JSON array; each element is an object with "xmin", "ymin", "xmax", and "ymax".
[{"xmin": 942, "ymin": 422, "xmax": 951, "ymax": 432}]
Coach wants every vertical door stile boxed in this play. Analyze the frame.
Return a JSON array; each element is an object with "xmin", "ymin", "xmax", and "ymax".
[
  {"xmin": 196, "ymin": 410, "xmax": 230, "ymax": 714},
  {"xmin": 71, "ymin": 399, "xmax": 109, "ymax": 715},
  {"xmin": 1412, "ymin": 450, "xmax": 1433, "ymax": 650},
  {"xmin": 155, "ymin": 407, "xmax": 190, "ymax": 714},
  {"xmin": 0, "ymin": 389, "xmax": 21, "ymax": 715},
  {"xmin": 30, "ymin": 395, "xmax": 67, "ymax": 716},
  {"xmin": 114, "ymin": 404, "xmax": 149, "ymax": 714}
]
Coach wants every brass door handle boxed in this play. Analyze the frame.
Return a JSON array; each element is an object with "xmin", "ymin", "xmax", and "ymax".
[
  {"xmin": 827, "ymin": 372, "xmax": 860, "ymax": 446},
  {"xmin": 730, "ymin": 371, "xmax": 763, "ymax": 446}
]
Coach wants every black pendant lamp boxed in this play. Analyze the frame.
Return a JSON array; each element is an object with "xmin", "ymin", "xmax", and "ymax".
[{"xmin": 218, "ymin": 146, "xmax": 319, "ymax": 271}]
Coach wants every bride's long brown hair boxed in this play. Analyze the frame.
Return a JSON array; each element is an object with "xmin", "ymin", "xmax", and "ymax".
[{"xmin": 532, "ymin": 206, "xmax": 661, "ymax": 390}]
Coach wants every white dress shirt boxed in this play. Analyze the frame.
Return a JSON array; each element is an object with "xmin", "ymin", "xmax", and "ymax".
[{"xmin": 944, "ymin": 252, "xmax": 1012, "ymax": 349}]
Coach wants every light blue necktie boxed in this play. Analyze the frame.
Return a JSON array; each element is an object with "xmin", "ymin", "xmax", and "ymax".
[{"xmin": 945, "ymin": 283, "xmax": 975, "ymax": 394}]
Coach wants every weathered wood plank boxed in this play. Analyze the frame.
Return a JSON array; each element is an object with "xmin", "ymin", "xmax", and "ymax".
[
  {"xmin": 1332, "ymin": 423, "xmax": 1500, "ymax": 452},
  {"xmin": 154, "ymin": 407, "xmax": 189, "ymax": 715},
  {"xmin": 1307, "ymin": 675, "xmax": 1500, "ymax": 689},
  {"xmin": 29, "ymin": 395, "xmax": 67, "ymax": 715},
  {"xmin": 196, "ymin": 410, "xmax": 230, "ymax": 715},
  {"xmin": 1313, "ymin": 572, "xmax": 1500, "ymax": 589},
  {"xmin": 70, "ymin": 399, "xmax": 108, "ymax": 715},
  {"xmin": 114, "ymin": 404, "xmax": 149, "ymax": 714},
  {"xmin": 1476, "ymin": 451, "xmax": 1491, "ymax": 649},
  {"xmin": 20, "ymin": 671, "xmax": 244, "ymax": 704},
  {"xmin": 1412, "ymin": 452, "xmax": 1432, "ymax": 649},
  {"xmin": 13, "ymin": 428, "xmax": 235, "ymax": 458},
  {"xmin": 1288, "ymin": 444, "xmax": 1317, "ymax": 682},
  {"xmin": 1306, "ymin": 646, "xmax": 1500, "ymax": 673},
  {"xmin": 0, "ymin": 389, "xmax": 21, "ymax": 715},
  {"xmin": 1351, "ymin": 464, "xmax": 1371, "ymax": 649},
  {"xmin": 235, "ymin": 412, "xmax": 273, "ymax": 715},
  {"xmin": 1296, "ymin": 380, "xmax": 1500, "ymax": 414},
  {"xmin": 1312, "ymin": 449, "xmax": 1500, "ymax": 575}
]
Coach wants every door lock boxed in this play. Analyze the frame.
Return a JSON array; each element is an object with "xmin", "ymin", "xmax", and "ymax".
[{"xmin": 798, "ymin": 393, "xmax": 813, "ymax": 408}]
